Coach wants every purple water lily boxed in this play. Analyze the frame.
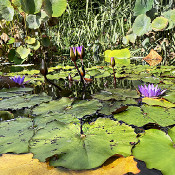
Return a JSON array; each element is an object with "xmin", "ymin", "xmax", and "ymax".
[
  {"xmin": 10, "ymin": 75, "xmax": 30, "ymax": 86},
  {"xmin": 76, "ymin": 46, "xmax": 85, "ymax": 60},
  {"xmin": 70, "ymin": 47, "xmax": 77, "ymax": 62},
  {"xmin": 138, "ymin": 84, "xmax": 166, "ymax": 97}
]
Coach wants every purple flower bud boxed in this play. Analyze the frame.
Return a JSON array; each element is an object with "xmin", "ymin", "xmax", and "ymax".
[
  {"xmin": 110, "ymin": 57, "xmax": 115, "ymax": 67},
  {"xmin": 70, "ymin": 47, "xmax": 77, "ymax": 62},
  {"xmin": 76, "ymin": 46, "xmax": 85, "ymax": 60}
]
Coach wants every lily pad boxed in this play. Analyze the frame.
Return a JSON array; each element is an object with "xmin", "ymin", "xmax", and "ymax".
[
  {"xmin": 32, "ymin": 97, "xmax": 73, "ymax": 115},
  {"xmin": 114, "ymin": 106, "xmax": 154, "ymax": 127},
  {"xmin": 0, "ymin": 93, "xmax": 52, "ymax": 110},
  {"xmin": 66, "ymin": 99, "xmax": 102, "ymax": 119},
  {"xmin": 133, "ymin": 128, "xmax": 175, "ymax": 175},
  {"xmin": 30, "ymin": 118, "xmax": 137, "ymax": 170},
  {"xmin": 34, "ymin": 112, "xmax": 79, "ymax": 129},
  {"xmin": 0, "ymin": 118, "xmax": 33, "ymax": 154},
  {"xmin": 142, "ymin": 97, "xmax": 175, "ymax": 108},
  {"xmin": 16, "ymin": 46, "xmax": 31, "ymax": 59},
  {"xmin": 164, "ymin": 91, "xmax": 175, "ymax": 103}
]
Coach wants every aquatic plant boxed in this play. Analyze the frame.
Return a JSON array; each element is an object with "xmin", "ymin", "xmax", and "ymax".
[
  {"xmin": 110, "ymin": 57, "xmax": 116, "ymax": 88},
  {"xmin": 76, "ymin": 46, "xmax": 85, "ymax": 64},
  {"xmin": 10, "ymin": 75, "xmax": 30, "ymax": 86},
  {"xmin": 138, "ymin": 84, "xmax": 166, "ymax": 97},
  {"xmin": 70, "ymin": 46, "xmax": 85, "ymax": 88}
]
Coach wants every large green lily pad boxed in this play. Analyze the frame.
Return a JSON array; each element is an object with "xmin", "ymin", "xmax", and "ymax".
[
  {"xmin": 32, "ymin": 97, "xmax": 73, "ymax": 115},
  {"xmin": 133, "ymin": 128, "xmax": 175, "ymax": 175},
  {"xmin": 164, "ymin": 91, "xmax": 175, "ymax": 103},
  {"xmin": 0, "ymin": 118, "xmax": 33, "ymax": 153},
  {"xmin": 30, "ymin": 118, "xmax": 137, "ymax": 170},
  {"xmin": 142, "ymin": 97, "xmax": 175, "ymax": 108},
  {"xmin": 0, "ymin": 93, "xmax": 51, "ymax": 110},
  {"xmin": 66, "ymin": 99, "xmax": 102, "ymax": 119}
]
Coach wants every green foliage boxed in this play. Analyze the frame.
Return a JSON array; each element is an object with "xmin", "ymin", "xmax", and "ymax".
[
  {"xmin": 152, "ymin": 16, "xmax": 168, "ymax": 31},
  {"xmin": 30, "ymin": 118, "xmax": 137, "ymax": 170},
  {"xmin": 133, "ymin": 0, "xmax": 154, "ymax": 16},
  {"xmin": 132, "ymin": 14, "xmax": 152, "ymax": 36},
  {"xmin": 133, "ymin": 128, "xmax": 175, "ymax": 175},
  {"xmin": 0, "ymin": 118, "xmax": 33, "ymax": 153},
  {"xmin": 0, "ymin": 0, "xmax": 14, "ymax": 21}
]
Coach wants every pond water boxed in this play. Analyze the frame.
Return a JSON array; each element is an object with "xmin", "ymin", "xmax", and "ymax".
[{"xmin": 0, "ymin": 57, "xmax": 175, "ymax": 173}]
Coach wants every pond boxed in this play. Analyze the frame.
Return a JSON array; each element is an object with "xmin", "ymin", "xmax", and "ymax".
[{"xmin": 0, "ymin": 56, "xmax": 175, "ymax": 175}]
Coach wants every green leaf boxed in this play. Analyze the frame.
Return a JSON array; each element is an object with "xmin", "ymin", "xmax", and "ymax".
[
  {"xmin": 30, "ymin": 118, "xmax": 137, "ymax": 170},
  {"xmin": 0, "ymin": 0, "xmax": 14, "ymax": 21},
  {"xmin": 133, "ymin": 0, "xmax": 154, "ymax": 16},
  {"xmin": 142, "ymin": 97, "xmax": 175, "ymax": 108},
  {"xmin": 28, "ymin": 40, "xmax": 40, "ymax": 50},
  {"xmin": 133, "ymin": 14, "xmax": 152, "ymax": 36},
  {"xmin": 16, "ymin": 46, "xmax": 31, "ymax": 59},
  {"xmin": 162, "ymin": 9, "xmax": 175, "ymax": 30},
  {"xmin": 0, "ymin": 94, "xmax": 52, "ymax": 110},
  {"xmin": 133, "ymin": 128, "xmax": 175, "ymax": 175},
  {"xmin": 0, "ymin": 118, "xmax": 33, "ymax": 154},
  {"xmin": 66, "ymin": 99, "xmax": 102, "ymax": 119},
  {"xmin": 26, "ymin": 14, "xmax": 41, "ymax": 29},
  {"xmin": 0, "ymin": 111, "xmax": 14, "ymax": 121},
  {"xmin": 164, "ymin": 91, "xmax": 175, "ymax": 103},
  {"xmin": 152, "ymin": 16, "xmax": 168, "ymax": 31},
  {"xmin": 21, "ymin": 0, "xmax": 42, "ymax": 14},
  {"xmin": 104, "ymin": 48, "xmax": 131, "ymax": 65},
  {"xmin": 43, "ymin": 0, "xmax": 67, "ymax": 17},
  {"xmin": 25, "ymin": 37, "xmax": 36, "ymax": 44},
  {"xmin": 32, "ymin": 97, "xmax": 73, "ymax": 115}
]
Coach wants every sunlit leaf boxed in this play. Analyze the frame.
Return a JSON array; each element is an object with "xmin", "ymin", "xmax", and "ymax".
[
  {"xmin": 133, "ymin": 128, "xmax": 175, "ymax": 175},
  {"xmin": 0, "ymin": 118, "xmax": 33, "ymax": 154},
  {"xmin": 16, "ymin": 46, "xmax": 31, "ymax": 59},
  {"xmin": 30, "ymin": 118, "xmax": 137, "ymax": 170}
]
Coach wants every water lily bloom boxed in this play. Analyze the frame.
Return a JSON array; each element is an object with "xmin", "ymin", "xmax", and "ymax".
[
  {"xmin": 10, "ymin": 75, "xmax": 30, "ymax": 86},
  {"xmin": 76, "ymin": 46, "xmax": 85, "ymax": 60},
  {"xmin": 110, "ymin": 57, "xmax": 115, "ymax": 67},
  {"xmin": 138, "ymin": 84, "xmax": 166, "ymax": 97},
  {"xmin": 70, "ymin": 47, "xmax": 77, "ymax": 62}
]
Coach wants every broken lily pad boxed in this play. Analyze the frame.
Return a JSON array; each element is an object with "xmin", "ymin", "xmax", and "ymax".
[
  {"xmin": 30, "ymin": 118, "xmax": 137, "ymax": 170},
  {"xmin": 0, "ymin": 118, "xmax": 33, "ymax": 154},
  {"xmin": 133, "ymin": 128, "xmax": 175, "ymax": 175}
]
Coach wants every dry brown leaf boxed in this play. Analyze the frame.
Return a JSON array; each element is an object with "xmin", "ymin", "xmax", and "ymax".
[
  {"xmin": 143, "ymin": 49, "xmax": 162, "ymax": 66},
  {"xmin": 0, "ymin": 33, "xmax": 9, "ymax": 43},
  {"xmin": 0, "ymin": 154, "xmax": 140, "ymax": 175}
]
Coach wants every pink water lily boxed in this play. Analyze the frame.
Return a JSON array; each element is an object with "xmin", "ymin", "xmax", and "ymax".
[{"xmin": 138, "ymin": 84, "xmax": 166, "ymax": 97}]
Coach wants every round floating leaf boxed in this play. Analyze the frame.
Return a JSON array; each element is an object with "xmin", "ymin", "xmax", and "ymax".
[
  {"xmin": 114, "ymin": 106, "xmax": 154, "ymax": 127},
  {"xmin": 43, "ymin": 0, "xmax": 67, "ymax": 17},
  {"xmin": 133, "ymin": 0, "xmax": 154, "ymax": 16},
  {"xmin": 104, "ymin": 48, "xmax": 131, "ymax": 65},
  {"xmin": 142, "ymin": 97, "xmax": 175, "ymax": 108},
  {"xmin": 0, "ymin": 118, "xmax": 33, "ymax": 154},
  {"xmin": 66, "ymin": 99, "xmax": 102, "ymax": 119},
  {"xmin": 0, "ymin": 94, "xmax": 52, "ymax": 110},
  {"xmin": 164, "ymin": 91, "xmax": 175, "ymax": 103},
  {"xmin": 0, "ymin": 111, "xmax": 14, "ymax": 121},
  {"xmin": 30, "ymin": 118, "xmax": 137, "ymax": 170},
  {"xmin": 152, "ymin": 16, "xmax": 168, "ymax": 31},
  {"xmin": 133, "ymin": 128, "xmax": 175, "ymax": 175},
  {"xmin": 16, "ymin": 46, "xmax": 31, "ymax": 59},
  {"xmin": 28, "ymin": 40, "xmax": 40, "ymax": 50},
  {"xmin": 34, "ymin": 112, "xmax": 79, "ymax": 129},
  {"xmin": 32, "ymin": 97, "xmax": 73, "ymax": 115},
  {"xmin": 26, "ymin": 14, "xmax": 41, "ymax": 29},
  {"xmin": 133, "ymin": 14, "xmax": 152, "ymax": 36}
]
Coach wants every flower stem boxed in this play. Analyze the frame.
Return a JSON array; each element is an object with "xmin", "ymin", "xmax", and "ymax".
[{"xmin": 113, "ymin": 67, "xmax": 116, "ymax": 88}]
